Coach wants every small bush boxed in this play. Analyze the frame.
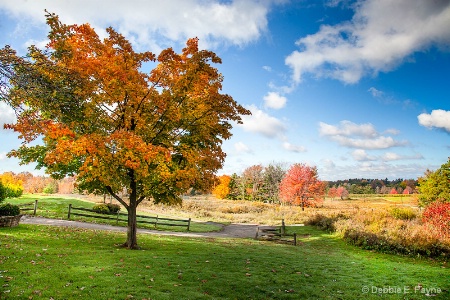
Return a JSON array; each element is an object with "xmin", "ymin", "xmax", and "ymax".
[
  {"xmin": 3, "ymin": 184, "xmax": 23, "ymax": 198},
  {"xmin": 106, "ymin": 203, "xmax": 121, "ymax": 214},
  {"xmin": 390, "ymin": 207, "xmax": 417, "ymax": 220},
  {"xmin": 305, "ymin": 213, "xmax": 348, "ymax": 232},
  {"xmin": 43, "ymin": 181, "xmax": 58, "ymax": 194},
  {"xmin": 0, "ymin": 203, "xmax": 21, "ymax": 216},
  {"xmin": 422, "ymin": 202, "xmax": 450, "ymax": 238},
  {"xmin": 0, "ymin": 182, "xmax": 5, "ymax": 202},
  {"xmin": 93, "ymin": 203, "xmax": 121, "ymax": 214}
]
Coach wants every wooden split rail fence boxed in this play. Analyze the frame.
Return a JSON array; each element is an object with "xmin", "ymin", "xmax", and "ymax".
[
  {"xmin": 255, "ymin": 219, "xmax": 297, "ymax": 246},
  {"xmin": 18, "ymin": 200, "xmax": 38, "ymax": 215},
  {"xmin": 67, "ymin": 204, "xmax": 191, "ymax": 231}
]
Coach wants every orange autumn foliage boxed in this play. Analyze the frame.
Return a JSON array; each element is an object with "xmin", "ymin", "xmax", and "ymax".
[
  {"xmin": 279, "ymin": 163, "xmax": 325, "ymax": 207},
  {"xmin": 1, "ymin": 12, "xmax": 249, "ymax": 248},
  {"xmin": 212, "ymin": 175, "xmax": 231, "ymax": 199}
]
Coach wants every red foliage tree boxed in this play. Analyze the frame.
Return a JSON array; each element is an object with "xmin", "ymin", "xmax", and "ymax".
[
  {"xmin": 422, "ymin": 202, "xmax": 450, "ymax": 238},
  {"xmin": 328, "ymin": 187, "xmax": 338, "ymax": 200},
  {"xmin": 279, "ymin": 163, "xmax": 325, "ymax": 210},
  {"xmin": 390, "ymin": 188, "xmax": 398, "ymax": 194},
  {"xmin": 336, "ymin": 186, "xmax": 349, "ymax": 200}
]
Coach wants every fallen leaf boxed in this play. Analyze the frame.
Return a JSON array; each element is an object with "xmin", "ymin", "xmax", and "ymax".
[{"xmin": 245, "ymin": 273, "xmax": 252, "ymax": 277}]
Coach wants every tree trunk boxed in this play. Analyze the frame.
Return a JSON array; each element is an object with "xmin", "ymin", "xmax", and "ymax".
[
  {"xmin": 125, "ymin": 202, "xmax": 139, "ymax": 249},
  {"xmin": 124, "ymin": 169, "xmax": 139, "ymax": 249}
]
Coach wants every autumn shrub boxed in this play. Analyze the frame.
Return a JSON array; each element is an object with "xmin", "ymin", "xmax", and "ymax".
[
  {"xmin": 0, "ymin": 203, "xmax": 21, "ymax": 216},
  {"xmin": 333, "ymin": 210, "xmax": 450, "ymax": 258},
  {"xmin": 389, "ymin": 207, "xmax": 417, "ymax": 220},
  {"xmin": 422, "ymin": 202, "xmax": 450, "ymax": 238},
  {"xmin": 0, "ymin": 182, "xmax": 5, "ymax": 202},
  {"xmin": 92, "ymin": 203, "xmax": 121, "ymax": 215},
  {"xmin": 106, "ymin": 203, "xmax": 121, "ymax": 214},
  {"xmin": 305, "ymin": 212, "xmax": 349, "ymax": 232},
  {"xmin": 43, "ymin": 181, "xmax": 59, "ymax": 194},
  {"xmin": 3, "ymin": 184, "xmax": 23, "ymax": 198}
]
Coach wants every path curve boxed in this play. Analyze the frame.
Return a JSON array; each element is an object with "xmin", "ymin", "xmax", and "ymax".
[{"xmin": 20, "ymin": 215, "xmax": 258, "ymax": 239}]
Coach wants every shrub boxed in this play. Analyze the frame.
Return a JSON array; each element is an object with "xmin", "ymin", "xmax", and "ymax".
[
  {"xmin": 106, "ymin": 203, "xmax": 121, "ymax": 214},
  {"xmin": 333, "ymin": 209, "xmax": 450, "ymax": 258},
  {"xmin": 43, "ymin": 181, "xmax": 58, "ymax": 194},
  {"xmin": 92, "ymin": 204, "xmax": 110, "ymax": 214},
  {"xmin": 0, "ymin": 203, "xmax": 21, "ymax": 216},
  {"xmin": 389, "ymin": 207, "xmax": 417, "ymax": 220},
  {"xmin": 422, "ymin": 202, "xmax": 450, "ymax": 238},
  {"xmin": 0, "ymin": 182, "xmax": 5, "ymax": 203},
  {"xmin": 3, "ymin": 184, "xmax": 23, "ymax": 198},
  {"xmin": 93, "ymin": 203, "xmax": 121, "ymax": 214},
  {"xmin": 305, "ymin": 213, "xmax": 348, "ymax": 232}
]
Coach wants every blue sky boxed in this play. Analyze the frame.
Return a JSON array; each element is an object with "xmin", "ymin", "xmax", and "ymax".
[{"xmin": 0, "ymin": 0, "xmax": 449, "ymax": 181}]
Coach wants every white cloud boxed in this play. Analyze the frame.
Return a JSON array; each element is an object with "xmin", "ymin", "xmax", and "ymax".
[
  {"xmin": 0, "ymin": 102, "xmax": 16, "ymax": 129},
  {"xmin": 0, "ymin": 0, "xmax": 277, "ymax": 50},
  {"xmin": 368, "ymin": 87, "xmax": 384, "ymax": 98},
  {"xmin": 384, "ymin": 128, "xmax": 400, "ymax": 135},
  {"xmin": 263, "ymin": 92, "xmax": 287, "ymax": 110},
  {"xmin": 352, "ymin": 149, "xmax": 376, "ymax": 161},
  {"xmin": 319, "ymin": 120, "xmax": 407, "ymax": 149},
  {"xmin": 333, "ymin": 135, "xmax": 406, "ymax": 149},
  {"xmin": 418, "ymin": 109, "xmax": 450, "ymax": 133},
  {"xmin": 286, "ymin": 0, "xmax": 450, "ymax": 84},
  {"xmin": 283, "ymin": 142, "xmax": 306, "ymax": 153},
  {"xmin": 0, "ymin": 152, "xmax": 7, "ymax": 160},
  {"xmin": 381, "ymin": 152, "xmax": 423, "ymax": 161},
  {"xmin": 262, "ymin": 66, "xmax": 272, "ymax": 72},
  {"xmin": 238, "ymin": 105, "xmax": 286, "ymax": 138},
  {"xmin": 234, "ymin": 142, "xmax": 252, "ymax": 154},
  {"xmin": 319, "ymin": 120, "xmax": 377, "ymax": 138}
]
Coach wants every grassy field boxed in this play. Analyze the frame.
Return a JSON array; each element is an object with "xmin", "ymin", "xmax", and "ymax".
[{"xmin": 1, "ymin": 224, "xmax": 448, "ymax": 299}]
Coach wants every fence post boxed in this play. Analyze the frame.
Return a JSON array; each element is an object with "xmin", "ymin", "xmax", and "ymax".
[
  {"xmin": 293, "ymin": 233, "xmax": 297, "ymax": 246},
  {"xmin": 155, "ymin": 215, "xmax": 158, "ymax": 228},
  {"xmin": 187, "ymin": 218, "xmax": 191, "ymax": 231},
  {"xmin": 68, "ymin": 204, "xmax": 72, "ymax": 219},
  {"xmin": 33, "ymin": 200, "xmax": 38, "ymax": 216},
  {"xmin": 281, "ymin": 219, "xmax": 285, "ymax": 236},
  {"xmin": 116, "ymin": 211, "xmax": 120, "ymax": 224}
]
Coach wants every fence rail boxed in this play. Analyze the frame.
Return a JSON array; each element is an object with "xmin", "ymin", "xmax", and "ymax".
[
  {"xmin": 67, "ymin": 204, "xmax": 191, "ymax": 231},
  {"xmin": 18, "ymin": 200, "xmax": 38, "ymax": 215}
]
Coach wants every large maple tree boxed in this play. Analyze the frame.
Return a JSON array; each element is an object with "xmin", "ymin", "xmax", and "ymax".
[
  {"xmin": 0, "ymin": 13, "xmax": 250, "ymax": 249},
  {"xmin": 278, "ymin": 163, "xmax": 325, "ymax": 209}
]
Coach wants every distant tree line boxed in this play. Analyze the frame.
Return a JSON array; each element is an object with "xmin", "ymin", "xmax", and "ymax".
[
  {"xmin": 326, "ymin": 178, "xmax": 418, "ymax": 196},
  {"xmin": 213, "ymin": 163, "xmax": 419, "ymax": 203},
  {"xmin": 0, "ymin": 172, "xmax": 76, "ymax": 195}
]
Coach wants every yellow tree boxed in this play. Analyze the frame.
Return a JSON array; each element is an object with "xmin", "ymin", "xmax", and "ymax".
[
  {"xmin": 212, "ymin": 175, "xmax": 231, "ymax": 199},
  {"xmin": 0, "ymin": 13, "xmax": 250, "ymax": 249}
]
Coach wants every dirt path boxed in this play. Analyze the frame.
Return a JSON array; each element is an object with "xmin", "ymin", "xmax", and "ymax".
[{"xmin": 20, "ymin": 215, "xmax": 258, "ymax": 239}]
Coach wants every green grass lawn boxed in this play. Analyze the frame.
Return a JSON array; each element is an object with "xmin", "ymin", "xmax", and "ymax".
[
  {"xmin": 7, "ymin": 194, "xmax": 221, "ymax": 233},
  {"xmin": 1, "ymin": 224, "xmax": 448, "ymax": 299}
]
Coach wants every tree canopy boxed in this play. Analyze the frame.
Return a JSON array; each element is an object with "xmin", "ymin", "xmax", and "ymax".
[
  {"xmin": 418, "ymin": 157, "xmax": 450, "ymax": 206},
  {"xmin": 278, "ymin": 163, "xmax": 325, "ymax": 208},
  {"xmin": 0, "ymin": 12, "xmax": 250, "ymax": 248}
]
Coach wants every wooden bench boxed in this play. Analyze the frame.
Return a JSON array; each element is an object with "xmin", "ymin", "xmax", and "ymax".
[{"xmin": 255, "ymin": 220, "xmax": 297, "ymax": 246}]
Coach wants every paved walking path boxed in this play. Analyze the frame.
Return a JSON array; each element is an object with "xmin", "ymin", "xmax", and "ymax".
[{"xmin": 20, "ymin": 215, "xmax": 258, "ymax": 239}]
